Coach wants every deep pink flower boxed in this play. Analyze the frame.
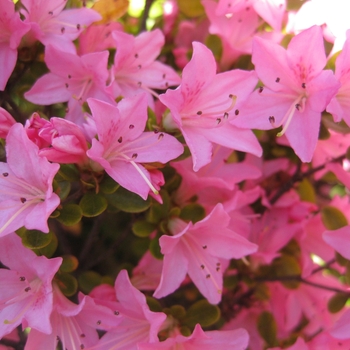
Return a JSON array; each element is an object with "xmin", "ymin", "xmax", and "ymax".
[
  {"xmin": 235, "ymin": 25, "xmax": 340, "ymax": 162},
  {"xmin": 0, "ymin": 124, "xmax": 60, "ymax": 237},
  {"xmin": 154, "ymin": 204, "xmax": 258, "ymax": 304},
  {"xmin": 86, "ymin": 95, "xmax": 184, "ymax": 199},
  {"xmin": 160, "ymin": 41, "xmax": 262, "ymax": 171},
  {"xmin": 0, "ymin": 108, "xmax": 16, "ymax": 139},
  {"xmin": 0, "ymin": 233, "xmax": 62, "ymax": 338}
]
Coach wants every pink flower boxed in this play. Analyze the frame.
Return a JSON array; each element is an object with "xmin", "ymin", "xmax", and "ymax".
[
  {"xmin": 0, "ymin": 124, "xmax": 60, "ymax": 237},
  {"xmin": 323, "ymin": 225, "xmax": 350, "ymax": 260},
  {"xmin": 25, "ymin": 284, "xmax": 121, "ymax": 350},
  {"xmin": 0, "ymin": 233, "xmax": 62, "ymax": 338},
  {"xmin": 235, "ymin": 25, "xmax": 340, "ymax": 162},
  {"xmin": 111, "ymin": 29, "xmax": 181, "ymax": 104},
  {"xmin": 154, "ymin": 204, "xmax": 258, "ymax": 304},
  {"xmin": 92, "ymin": 270, "xmax": 167, "ymax": 349},
  {"xmin": 0, "ymin": 108, "xmax": 16, "ymax": 139},
  {"xmin": 138, "ymin": 323, "xmax": 249, "ymax": 349},
  {"xmin": 24, "ymin": 45, "xmax": 115, "ymax": 125},
  {"xmin": 86, "ymin": 95, "xmax": 184, "ymax": 199},
  {"xmin": 21, "ymin": 0, "xmax": 101, "ymax": 53},
  {"xmin": 160, "ymin": 41, "xmax": 262, "ymax": 171},
  {"xmin": 0, "ymin": 0, "xmax": 30, "ymax": 90}
]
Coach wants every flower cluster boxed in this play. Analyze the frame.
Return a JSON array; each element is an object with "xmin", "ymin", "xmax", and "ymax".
[{"xmin": 1, "ymin": 0, "xmax": 350, "ymax": 349}]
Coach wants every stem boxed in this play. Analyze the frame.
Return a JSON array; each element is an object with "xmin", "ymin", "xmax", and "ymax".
[{"xmin": 139, "ymin": 0, "xmax": 155, "ymax": 33}]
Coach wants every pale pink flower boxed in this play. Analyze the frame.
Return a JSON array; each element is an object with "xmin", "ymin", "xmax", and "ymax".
[
  {"xmin": 160, "ymin": 41, "xmax": 262, "ymax": 171},
  {"xmin": 20, "ymin": 0, "xmax": 101, "ymax": 53},
  {"xmin": 0, "ymin": 233, "xmax": 62, "ymax": 338},
  {"xmin": 154, "ymin": 204, "xmax": 258, "ymax": 304},
  {"xmin": 0, "ymin": 0, "xmax": 30, "ymax": 90},
  {"xmin": 0, "ymin": 124, "xmax": 60, "ymax": 237},
  {"xmin": 86, "ymin": 95, "xmax": 184, "ymax": 200}
]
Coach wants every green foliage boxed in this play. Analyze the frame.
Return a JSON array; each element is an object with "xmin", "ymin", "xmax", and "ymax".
[
  {"xmin": 321, "ymin": 206, "xmax": 348, "ymax": 230},
  {"xmin": 105, "ymin": 186, "xmax": 151, "ymax": 213},
  {"xmin": 99, "ymin": 174, "xmax": 120, "ymax": 194},
  {"xmin": 328, "ymin": 292, "xmax": 349, "ymax": 313},
  {"xmin": 20, "ymin": 229, "xmax": 54, "ymax": 250},
  {"xmin": 79, "ymin": 192, "xmax": 108, "ymax": 217},
  {"xmin": 179, "ymin": 203, "xmax": 206, "ymax": 223},
  {"xmin": 177, "ymin": 0, "xmax": 205, "ymax": 17},
  {"xmin": 78, "ymin": 271, "xmax": 103, "ymax": 294},
  {"xmin": 257, "ymin": 311, "xmax": 278, "ymax": 347},
  {"xmin": 60, "ymin": 255, "xmax": 79, "ymax": 273},
  {"xmin": 56, "ymin": 272, "xmax": 78, "ymax": 297},
  {"xmin": 182, "ymin": 299, "xmax": 220, "ymax": 328},
  {"xmin": 132, "ymin": 220, "xmax": 157, "ymax": 237},
  {"xmin": 270, "ymin": 255, "xmax": 301, "ymax": 289},
  {"xmin": 56, "ymin": 203, "xmax": 83, "ymax": 226}
]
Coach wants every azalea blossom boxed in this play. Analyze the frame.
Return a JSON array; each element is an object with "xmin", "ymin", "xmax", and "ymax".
[
  {"xmin": 235, "ymin": 25, "xmax": 340, "ymax": 162},
  {"xmin": 0, "ymin": 0, "xmax": 30, "ymax": 90},
  {"xmin": 0, "ymin": 233, "xmax": 62, "ymax": 338},
  {"xmin": 0, "ymin": 123, "xmax": 60, "ymax": 237},
  {"xmin": 160, "ymin": 41, "xmax": 262, "ymax": 171},
  {"xmin": 20, "ymin": 0, "xmax": 101, "ymax": 53},
  {"xmin": 86, "ymin": 94, "xmax": 184, "ymax": 199},
  {"xmin": 154, "ymin": 204, "xmax": 258, "ymax": 304}
]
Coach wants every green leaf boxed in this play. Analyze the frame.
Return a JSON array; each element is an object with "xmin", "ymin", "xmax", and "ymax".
[
  {"xmin": 132, "ymin": 220, "xmax": 157, "ymax": 237},
  {"xmin": 78, "ymin": 271, "xmax": 102, "ymax": 294},
  {"xmin": 182, "ymin": 299, "xmax": 220, "ymax": 328},
  {"xmin": 297, "ymin": 178, "xmax": 316, "ymax": 203},
  {"xmin": 34, "ymin": 233, "xmax": 58, "ymax": 258},
  {"xmin": 321, "ymin": 206, "xmax": 348, "ymax": 230},
  {"xmin": 271, "ymin": 255, "xmax": 301, "ymax": 289},
  {"xmin": 178, "ymin": 0, "xmax": 205, "ymax": 17},
  {"xmin": 170, "ymin": 305, "xmax": 186, "ymax": 320},
  {"xmin": 60, "ymin": 255, "xmax": 79, "ymax": 273},
  {"xmin": 57, "ymin": 164, "xmax": 80, "ymax": 181},
  {"xmin": 21, "ymin": 229, "xmax": 53, "ymax": 249},
  {"xmin": 56, "ymin": 273, "xmax": 78, "ymax": 297},
  {"xmin": 79, "ymin": 192, "xmax": 108, "ymax": 217},
  {"xmin": 328, "ymin": 293, "xmax": 349, "ymax": 313},
  {"xmin": 100, "ymin": 174, "xmax": 120, "ymax": 194},
  {"xmin": 149, "ymin": 236, "xmax": 163, "ymax": 260},
  {"xmin": 57, "ymin": 180, "xmax": 71, "ymax": 201},
  {"xmin": 257, "ymin": 311, "xmax": 278, "ymax": 347},
  {"xmin": 56, "ymin": 204, "xmax": 83, "ymax": 226},
  {"xmin": 105, "ymin": 187, "xmax": 151, "ymax": 213},
  {"xmin": 180, "ymin": 203, "xmax": 206, "ymax": 223}
]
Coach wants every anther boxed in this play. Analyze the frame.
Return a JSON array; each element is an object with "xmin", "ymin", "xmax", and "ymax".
[
  {"xmin": 200, "ymin": 265, "xmax": 205, "ymax": 269},
  {"xmin": 114, "ymin": 311, "xmax": 119, "ymax": 315},
  {"xmin": 2, "ymin": 173, "xmax": 8, "ymax": 177},
  {"xmin": 132, "ymin": 153, "xmax": 138, "ymax": 159},
  {"xmin": 258, "ymin": 86, "xmax": 264, "ymax": 93},
  {"xmin": 129, "ymin": 124, "xmax": 134, "ymax": 129},
  {"xmin": 224, "ymin": 112, "xmax": 229, "ymax": 119},
  {"xmin": 275, "ymin": 77, "xmax": 280, "ymax": 83},
  {"xmin": 202, "ymin": 245, "xmax": 207, "ymax": 249},
  {"xmin": 158, "ymin": 133, "xmax": 164, "ymax": 140},
  {"xmin": 197, "ymin": 111, "xmax": 202, "ymax": 115},
  {"xmin": 48, "ymin": 11, "xmax": 53, "ymax": 15},
  {"xmin": 61, "ymin": 27, "xmax": 65, "ymax": 34},
  {"xmin": 80, "ymin": 334, "xmax": 86, "ymax": 338},
  {"xmin": 68, "ymin": 75, "xmax": 71, "ymax": 79},
  {"xmin": 65, "ymin": 83, "xmax": 69, "ymax": 88},
  {"xmin": 154, "ymin": 129, "xmax": 159, "ymax": 134},
  {"xmin": 135, "ymin": 53, "xmax": 139, "ymax": 58},
  {"xmin": 138, "ymin": 65, "xmax": 142, "ymax": 69},
  {"xmin": 19, "ymin": 276, "xmax": 26, "ymax": 281},
  {"xmin": 206, "ymin": 274, "xmax": 211, "ymax": 278},
  {"xmin": 20, "ymin": 198, "xmax": 27, "ymax": 203},
  {"xmin": 80, "ymin": 345, "xmax": 85, "ymax": 349},
  {"xmin": 137, "ymin": 82, "xmax": 142, "ymax": 87},
  {"xmin": 269, "ymin": 116, "xmax": 275, "ymax": 124},
  {"xmin": 216, "ymin": 118, "xmax": 221, "ymax": 124},
  {"xmin": 97, "ymin": 320, "xmax": 101, "ymax": 325},
  {"xmin": 229, "ymin": 94, "xmax": 234, "ymax": 98},
  {"xmin": 295, "ymin": 103, "xmax": 301, "ymax": 111},
  {"xmin": 118, "ymin": 137, "xmax": 122, "ymax": 143},
  {"xmin": 302, "ymin": 82, "xmax": 306, "ymax": 89},
  {"xmin": 77, "ymin": 24, "xmax": 81, "ymax": 30},
  {"xmin": 162, "ymin": 73, "xmax": 166, "ymax": 78},
  {"xmin": 24, "ymin": 287, "xmax": 31, "ymax": 292},
  {"xmin": 235, "ymin": 109, "xmax": 239, "ymax": 115}
]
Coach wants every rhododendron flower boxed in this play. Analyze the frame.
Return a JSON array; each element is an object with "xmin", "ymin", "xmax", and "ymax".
[
  {"xmin": 138, "ymin": 323, "xmax": 249, "ymax": 349},
  {"xmin": 86, "ymin": 94, "xmax": 184, "ymax": 199},
  {"xmin": 160, "ymin": 41, "xmax": 262, "ymax": 171},
  {"xmin": 92, "ymin": 270, "xmax": 167, "ymax": 349},
  {"xmin": 111, "ymin": 29, "xmax": 181, "ymax": 104},
  {"xmin": 235, "ymin": 25, "xmax": 340, "ymax": 162},
  {"xmin": 0, "ymin": 0, "xmax": 30, "ymax": 90},
  {"xmin": 0, "ymin": 233, "xmax": 62, "ymax": 338},
  {"xmin": 20, "ymin": 0, "xmax": 101, "ymax": 53},
  {"xmin": 0, "ymin": 124, "xmax": 60, "ymax": 237},
  {"xmin": 24, "ymin": 45, "xmax": 115, "ymax": 125},
  {"xmin": 0, "ymin": 108, "xmax": 16, "ymax": 139},
  {"xmin": 154, "ymin": 204, "xmax": 258, "ymax": 304},
  {"xmin": 323, "ymin": 225, "xmax": 350, "ymax": 259},
  {"xmin": 25, "ymin": 284, "xmax": 121, "ymax": 350}
]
